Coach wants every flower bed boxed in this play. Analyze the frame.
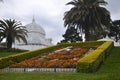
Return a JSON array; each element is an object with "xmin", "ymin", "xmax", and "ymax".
[
  {"xmin": 77, "ymin": 41, "xmax": 113, "ymax": 73},
  {"xmin": 10, "ymin": 46, "xmax": 98, "ymax": 68}
]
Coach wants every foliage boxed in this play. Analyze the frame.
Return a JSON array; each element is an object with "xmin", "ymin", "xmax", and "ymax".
[
  {"xmin": 0, "ymin": 47, "xmax": 27, "ymax": 52},
  {"xmin": 0, "ymin": 47, "xmax": 28, "ymax": 58},
  {"xmin": 0, "ymin": 41, "xmax": 104, "ymax": 69},
  {"xmin": 0, "ymin": 19, "xmax": 28, "ymax": 49},
  {"xmin": 60, "ymin": 26, "xmax": 82, "ymax": 43},
  {"xmin": 108, "ymin": 20, "xmax": 120, "ymax": 42},
  {"xmin": 77, "ymin": 41, "xmax": 113, "ymax": 73},
  {"xmin": 63, "ymin": 0, "xmax": 111, "ymax": 41},
  {"xmin": 10, "ymin": 47, "xmax": 89, "ymax": 68},
  {"xmin": 0, "ymin": 47, "xmax": 120, "ymax": 80}
]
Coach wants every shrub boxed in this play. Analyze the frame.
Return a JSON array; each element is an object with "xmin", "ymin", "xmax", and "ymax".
[
  {"xmin": 0, "ymin": 41, "xmax": 104, "ymax": 69},
  {"xmin": 76, "ymin": 41, "xmax": 114, "ymax": 73}
]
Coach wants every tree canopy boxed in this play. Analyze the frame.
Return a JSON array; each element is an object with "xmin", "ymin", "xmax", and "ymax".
[
  {"xmin": 63, "ymin": 0, "xmax": 111, "ymax": 41},
  {"xmin": 108, "ymin": 20, "xmax": 120, "ymax": 42},
  {"xmin": 0, "ymin": 19, "xmax": 28, "ymax": 49},
  {"xmin": 60, "ymin": 26, "xmax": 82, "ymax": 43}
]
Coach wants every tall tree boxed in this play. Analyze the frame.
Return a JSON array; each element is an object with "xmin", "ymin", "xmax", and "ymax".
[
  {"xmin": 60, "ymin": 26, "xmax": 82, "ymax": 43},
  {"xmin": 108, "ymin": 20, "xmax": 120, "ymax": 42},
  {"xmin": 0, "ymin": 19, "xmax": 28, "ymax": 49},
  {"xmin": 63, "ymin": 0, "xmax": 111, "ymax": 41}
]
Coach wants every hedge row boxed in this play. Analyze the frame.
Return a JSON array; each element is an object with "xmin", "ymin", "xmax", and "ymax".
[
  {"xmin": 0, "ymin": 41, "xmax": 104, "ymax": 69},
  {"xmin": 76, "ymin": 41, "xmax": 114, "ymax": 73}
]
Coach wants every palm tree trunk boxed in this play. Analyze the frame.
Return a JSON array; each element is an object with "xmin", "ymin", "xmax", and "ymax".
[
  {"xmin": 7, "ymin": 41, "xmax": 12, "ymax": 49},
  {"xmin": 84, "ymin": 27, "xmax": 91, "ymax": 41},
  {"xmin": 7, "ymin": 36, "xmax": 12, "ymax": 49}
]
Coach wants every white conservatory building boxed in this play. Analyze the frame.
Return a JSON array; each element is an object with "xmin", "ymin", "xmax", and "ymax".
[{"xmin": 14, "ymin": 18, "xmax": 52, "ymax": 50}]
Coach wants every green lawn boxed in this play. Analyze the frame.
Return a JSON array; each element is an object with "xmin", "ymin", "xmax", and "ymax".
[
  {"xmin": 0, "ymin": 48, "xmax": 27, "ymax": 58},
  {"xmin": 0, "ymin": 52, "xmax": 19, "ymax": 58},
  {"xmin": 0, "ymin": 47, "xmax": 120, "ymax": 80}
]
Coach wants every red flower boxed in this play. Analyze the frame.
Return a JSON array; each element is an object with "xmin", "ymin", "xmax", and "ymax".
[{"xmin": 10, "ymin": 46, "xmax": 99, "ymax": 68}]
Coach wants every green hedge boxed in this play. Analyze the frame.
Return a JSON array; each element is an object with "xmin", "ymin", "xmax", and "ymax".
[
  {"xmin": 76, "ymin": 41, "xmax": 114, "ymax": 73},
  {"xmin": 0, "ymin": 41, "xmax": 104, "ymax": 69}
]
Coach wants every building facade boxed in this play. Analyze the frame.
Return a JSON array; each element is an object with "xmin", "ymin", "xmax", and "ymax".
[{"xmin": 14, "ymin": 18, "xmax": 52, "ymax": 50}]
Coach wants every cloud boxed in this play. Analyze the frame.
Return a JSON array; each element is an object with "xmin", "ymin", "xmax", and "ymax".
[
  {"xmin": 106, "ymin": 0, "xmax": 120, "ymax": 20},
  {"xmin": 0, "ymin": 0, "xmax": 71, "ymax": 44},
  {"xmin": 0, "ymin": 0, "xmax": 120, "ymax": 44}
]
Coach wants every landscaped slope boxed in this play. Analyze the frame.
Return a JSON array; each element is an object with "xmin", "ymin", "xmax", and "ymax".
[
  {"xmin": 0, "ymin": 41, "xmax": 104, "ymax": 69},
  {"xmin": 0, "ymin": 41, "xmax": 113, "ymax": 73},
  {"xmin": 0, "ymin": 47, "xmax": 120, "ymax": 80},
  {"xmin": 77, "ymin": 41, "xmax": 113, "ymax": 72},
  {"xmin": 0, "ymin": 48, "xmax": 27, "ymax": 58},
  {"xmin": 98, "ymin": 47, "xmax": 120, "ymax": 74}
]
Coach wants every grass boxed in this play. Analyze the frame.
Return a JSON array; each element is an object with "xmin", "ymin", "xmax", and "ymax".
[
  {"xmin": 0, "ymin": 48, "xmax": 28, "ymax": 58},
  {"xmin": 0, "ymin": 52, "xmax": 20, "ymax": 58},
  {"xmin": 0, "ymin": 47, "xmax": 120, "ymax": 80}
]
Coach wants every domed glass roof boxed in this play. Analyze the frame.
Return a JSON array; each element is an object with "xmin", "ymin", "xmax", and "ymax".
[
  {"xmin": 25, "ymin": 18, "xmax": 46, "ymax": 35},
  {"xmin": 14, "ymin": 18, "xmax": 52, "ymax": 49}
]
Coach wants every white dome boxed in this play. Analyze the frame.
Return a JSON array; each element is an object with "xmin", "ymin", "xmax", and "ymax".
[
  {"xmin": 14, "ymin": 18, "xmax": 53, "ymax": 50},
  {"xmin": 25, "ymin": 20, "xmax": 45, "ymax": 36}
]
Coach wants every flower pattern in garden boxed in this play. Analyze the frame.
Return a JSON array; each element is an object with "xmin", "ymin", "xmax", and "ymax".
[{"xmin": 10, "ymin": 46, "xmax": 98, "ymax": 68}]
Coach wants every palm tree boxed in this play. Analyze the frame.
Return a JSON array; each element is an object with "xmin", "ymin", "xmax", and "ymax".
[
  {"xmin": 63, "ymin": 0, "xmax": 111, "ymax": 41},
  {"xmin": 0, "ymin": 19, "xmax": 28, "ymax": 49}
]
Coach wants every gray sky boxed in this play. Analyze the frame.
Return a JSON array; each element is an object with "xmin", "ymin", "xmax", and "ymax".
[{"xmin": 0, "ymin": 0, "xmax": 120, "ymax": 44}]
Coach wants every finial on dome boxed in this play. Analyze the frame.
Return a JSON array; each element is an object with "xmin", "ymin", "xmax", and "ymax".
[{"xmin": 32, "ymin": 16, "xmax": 35, "ymax": 22}]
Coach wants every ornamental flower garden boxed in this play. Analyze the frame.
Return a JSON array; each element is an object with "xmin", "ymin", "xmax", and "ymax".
[{"xmin": 10, "ymin": 46, "xmax": 98, "ymax": 68}]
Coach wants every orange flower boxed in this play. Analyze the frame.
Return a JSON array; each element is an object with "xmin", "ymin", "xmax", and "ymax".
[{"xmin": 10, "ymin": 46, "xmax": 99, "ymax": 68}]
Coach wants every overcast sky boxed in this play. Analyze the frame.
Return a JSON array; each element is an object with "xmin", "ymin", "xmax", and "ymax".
[{"xmin": 0, "ymin": 0, "xmax": 120, "ymax": 44}]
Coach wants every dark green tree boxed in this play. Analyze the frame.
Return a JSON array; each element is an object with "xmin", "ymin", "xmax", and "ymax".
[
  {"xmin": 108, "ymin": 20, "xmax": 120, "ymax": 42},
  {"xmin": 63, "ymin": 0, "xmax": 111, "ymax": 41},
  {"xmin": 60, "ymin": 26, "xmax": 82, "ymax": 43},
  {"xmin": 0, "ymin": 19, "xmax": 28, "ymax": 49}
]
